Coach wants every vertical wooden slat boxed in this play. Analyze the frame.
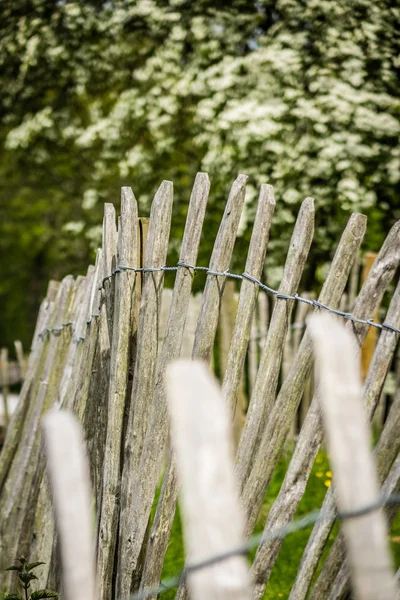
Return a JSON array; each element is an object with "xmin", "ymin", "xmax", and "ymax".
[
  {"xmin": 97, "ymin": 187, "xmax": 139, "ymax": 600},
  {"xmin": 289, "ymin": 292, "xmax": 314, "ymax": 437},
  {"xmin": 309, "ymin": 313, "xmax": 396, "ymax": 600},
  {"xmin": 248, "ymin": 311, "xmax": 258, "ymax": 397},
  {"xmin": 29, "ymin": 274, "xmax": 91, "ymax": 586},
  {"xmin": 180, "ymin": 293, "xmax": 202, "ymax": 358},
  {"xmin": 74, "ymin": 249, "xmax": 109, "ymax": 520},
  {"xmin": 257, "ymin": 290, "xmax": 269, "ymax": 344},
  {"xmin": 348, "ymin": 249, "xmax": 360, "ymax": 311},
  {"xmin": 115, "ymin": 180, "xmax": 174, "ymax": 598},
  {"xmin": 118, "ymin": 173, "xmax": 210, "ymax": 597},
  {"xmin": 241, "ymin": 213, "xmax": 367, "ymax": 536},
  {"xmin": 221, "ymin": 184, "xmax": 275, "ymax": 413},
  {"xmin": 219, "ymin": 280, "xmax": 238, "ymax": 378},
  {"xmin": 138, "ymin": 174, "xmax": 246, "ymax": 599},
  {"xmin": 236, "ymin": 197, "xmax": 315, "ymax": 490},
  {"xmin": 166, "ymin": 361, "xmax": 251, "ymax": 600},
  {"xmin": 102, "ymin": 203, "xmax": 117, "ymax": 339},
  {"xmin": 193, "ymin": 174, "xmax": 248, "ymax": 363}
]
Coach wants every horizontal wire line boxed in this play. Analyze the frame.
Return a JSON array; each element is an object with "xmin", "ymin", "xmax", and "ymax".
[
  {"xmin": 122, "ymin": 493, "xmax": 400, "ymax": 600},
  {"xmin": 37, "ymin": 262, "xmax": 400, "ymax": 340}
]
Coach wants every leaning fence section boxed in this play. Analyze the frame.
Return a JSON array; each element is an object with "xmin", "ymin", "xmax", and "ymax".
[{"xmin": 0, "ymin": 172, "xmax": 399, "ymax": 600}]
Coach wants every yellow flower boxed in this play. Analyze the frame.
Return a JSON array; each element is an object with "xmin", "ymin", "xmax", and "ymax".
[
  {"xmin": 278, "ymin": 595, "xmax": 283, "ymax": 598},
  {"xmin": 324, "ymin": 480, "xmax": 331, "ymax": 487},
  {"xmin": 316, "ymin": 471, "xmax": 323, "ymax": 477},
  {"xmin": 325, "ymin": 471, "xmax": 333, "ymax": 478}
]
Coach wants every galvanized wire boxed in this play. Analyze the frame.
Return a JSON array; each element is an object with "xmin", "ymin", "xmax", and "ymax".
[{"xmin": 37, "ymin": 262, "xmax": 400, "ymax": 340}]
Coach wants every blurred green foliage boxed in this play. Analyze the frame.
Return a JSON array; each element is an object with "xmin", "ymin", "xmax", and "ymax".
[{"xmin": 1, "ymin": 0, "xmax": 399, "ymax": 349}]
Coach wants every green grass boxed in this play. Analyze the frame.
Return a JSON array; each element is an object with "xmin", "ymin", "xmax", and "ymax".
[{"xmin": 156, "ymin": 444, "xmax": 400, "ymax": 599}]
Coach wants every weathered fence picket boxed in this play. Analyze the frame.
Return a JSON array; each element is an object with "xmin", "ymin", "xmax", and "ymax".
[{"xmin": 235, "ymin": 197, "xmax": 315, "ymax": 490}]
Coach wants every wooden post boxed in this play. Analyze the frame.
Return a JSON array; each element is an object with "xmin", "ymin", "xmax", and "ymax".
[
  {"xmin": 166, "ymin": 361, "xmax": 251, "ymax": 600},
  {"xmin": 309, "ymin": 314, "xmax": 396, "ymax": 600}
]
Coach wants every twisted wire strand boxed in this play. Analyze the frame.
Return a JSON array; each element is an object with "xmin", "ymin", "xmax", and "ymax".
[{"xmin": 37, "ymin": 262, "xmax": 400, "ymax": 340}]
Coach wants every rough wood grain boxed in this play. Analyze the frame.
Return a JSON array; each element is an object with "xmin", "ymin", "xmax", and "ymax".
[
  {"xmin": 117, "ymin": 174, "xmax": 210, "ymax": 597},
  {"xmin": 193, "ymin": 174, "xmax": 248, "ymax": 362},
  {"xmin": 257, "ymin": 291, "xmax": 269, "ymax": 344},
  {"xmin": 270, "ymin": 223, "xmax": 400, "ymax": 600},
  {"xmin": 248, "ymin": 311, "xmax": 258, "ymax": 397},
  {"xmin": 43, "ymin": 410, "xmax": 96, "ymax": 600},
  {"xmin": 58, "ymin": 272, "xmax": 92, "ymax": 407},
  {"xmin": 309, "ymin": 313, "xmax": 396, "ymax": 600},
  {"xmin": 236, "ymin": 198, "xmax": 314, "ymax": 490},
  {"xmin": 97, "ymin": 187, "xmax": 139, "ymax": 600},
  {"xmin": 221, "ymin": 184, "xmax": 275, "ymax": 414},
  {"xmin": 240, "ymin": 213, "xmax": 367, "ymax": 536},
  {"xmin": 138, "ymin": 175, "xmax": 246, "ymax": 599},
  {"xmin": 115, "ymin": 180, "xmax": 173, "ymax": 597},
  {"xmin": 16, "ymin": 275, "xmax": 89, "ymax": 573},
  {"xmin": 73, "ymin": 249, "xmax": 104, "ymax": 421},
  {"xmin": 167, "ymin": 361, "xmax": 251, "ymax": 600},
  {"xmin": 252, "ymin": 225, "xmax": 400, "ymax": 600},
  {"xmin": 180, "ymin": 293, "xmax": 202, "ymax": 358}
]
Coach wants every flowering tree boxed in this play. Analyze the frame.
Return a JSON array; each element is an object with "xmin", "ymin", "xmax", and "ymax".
[{"xmin": 1, "ymin": 0, "xmax": 399, "ymax": 346}]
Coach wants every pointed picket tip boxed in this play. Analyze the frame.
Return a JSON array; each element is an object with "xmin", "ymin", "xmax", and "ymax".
[
  {"xmin": 154, "ymin": 179, "xmax": 173, "ymax": 200},
  {"xmin": 258, "ymin": 183, "xmax": 276, "ymax": 207},
  {"xmin": 121, "ymin": 185, "xmax": 137, "ymax": 204}
]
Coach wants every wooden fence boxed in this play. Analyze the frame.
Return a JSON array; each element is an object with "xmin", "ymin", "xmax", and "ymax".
[{"xmin": 0, "ymin": 173, "xmax": 399, "ymax": 599}]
